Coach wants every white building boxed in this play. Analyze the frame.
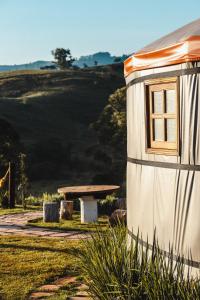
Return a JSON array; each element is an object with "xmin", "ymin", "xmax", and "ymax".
[{"xmin": 125, "ymin": 18, "xmax": 200, "ymax": 273}]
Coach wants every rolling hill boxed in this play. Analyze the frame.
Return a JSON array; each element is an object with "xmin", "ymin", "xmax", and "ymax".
[
  {"xmin": 0, "ymin": 52, "xmax": 128, "ymax": 71},
  {"xmin": 0, "ymin": 64, "xmax": 125, "ymax": 189}
]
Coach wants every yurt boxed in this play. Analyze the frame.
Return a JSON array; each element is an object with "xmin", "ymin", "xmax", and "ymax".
[{"xmin": 125, "ymin": 18, "xmax": 200, "ymax": 272}]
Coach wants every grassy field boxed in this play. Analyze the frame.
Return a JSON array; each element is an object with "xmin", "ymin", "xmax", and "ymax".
[
  {"xmin": 0, "ymin": 236, "xmax": 82, "ymax": 300},
  {"xmin": 0, "ymin": 205, "xmax": 41, "ymax": 216},
  {"xmin": 28, "ymin": 212, "xmax": 109, "ymax": 232},
  {"xmin": 0, "ymin": 65, "xmax": 124, "ymax": 183}
]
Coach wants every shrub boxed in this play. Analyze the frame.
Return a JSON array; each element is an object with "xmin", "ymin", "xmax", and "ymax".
[
  {"xmin": 80, "ymin": 226, "xmax": 200, "ymax": 299},
  {"xmin": 25, "ymin": 193, "xmax": 63, "ymax": 206},
  {"xmin": 25, "ymin": 195, "xmax": 41, "ymax": 206},
  {"xmin": 98, "ymin": 194, "xmax": 117, "ymax": 215}
]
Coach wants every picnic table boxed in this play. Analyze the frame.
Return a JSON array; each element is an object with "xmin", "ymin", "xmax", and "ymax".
[{"xmin": 57, "ymin": 185, "xmax": 120, "ymax": 223}]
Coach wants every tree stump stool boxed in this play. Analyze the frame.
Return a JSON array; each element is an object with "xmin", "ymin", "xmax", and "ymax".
[
  {"xmin": 43, "ymin": 202, "xmax": 59, "ymax": 223},
  {"xmin": 60, "ymin": 200, "xmax": 73, "ymax": 220}
]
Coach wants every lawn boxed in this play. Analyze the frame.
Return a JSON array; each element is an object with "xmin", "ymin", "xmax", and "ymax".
[
  {"xmin": 0, "ymin": 205, "xmax": 41, "ymax": 216},
  {"xmin": 0, "ymin": 236, "xmax": 82, "ymax": 299},
  {"xmin": 28, "ymin": 212, "xmax": 109, "ymax": 232}
]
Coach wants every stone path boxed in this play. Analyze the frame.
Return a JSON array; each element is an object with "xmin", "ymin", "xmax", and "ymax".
[
  {"xmin": 0, "ymin": 212, "xmax": 89, "ymax": 239},
  {"xmin": 29, "ymin": 275, "xmax": 92, "ymax": 299},
  {"xmin": 0, "ymin": 212, "xmax": 92, "ymax": 299}
]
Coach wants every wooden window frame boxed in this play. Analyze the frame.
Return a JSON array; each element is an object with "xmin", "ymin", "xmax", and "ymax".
[{"xmin": 145, "ymin": 77, "xmax": 179, "ymax": 156}]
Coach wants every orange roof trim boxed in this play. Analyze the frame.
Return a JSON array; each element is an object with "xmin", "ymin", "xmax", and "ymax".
[
  {"xmin": 124, "ymin": 19, "xmax": 200, "ymax": 77},
  {"xmin": 124, "ymin": 35, "xmax": 200, "ymax": 77}
]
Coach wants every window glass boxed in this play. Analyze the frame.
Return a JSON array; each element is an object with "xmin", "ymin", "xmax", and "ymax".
[
  {"xmin": 166, "ymin": 90, "xmax": 176, "ymax": 113},
  {"xmin": 153, "ymin": 91, "xmax": 163, "ymax": 113},
  {"xmin": 166, "ymin": 119, "xmax": 176, "ymax": 142},
  {"xmin": 153, "ymin": 119, "xmax": 164, "ymax": 141}
]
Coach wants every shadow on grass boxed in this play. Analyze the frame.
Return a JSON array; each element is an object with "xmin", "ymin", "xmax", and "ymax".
[
  {"xmin": 26, "ymin": 223, "xmax": 87, "ymax": 233},
  {"xmin": 0, "ymin": 242, "xmax": 83, "ymax": 255},
  {"xmin": 27, "ymin": 217, "xmax": 108, "ymax": 233}
]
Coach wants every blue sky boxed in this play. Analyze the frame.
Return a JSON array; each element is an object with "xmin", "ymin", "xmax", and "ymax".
[{"xmin": 0, "ymin": 0, "xmax": 200, "ymax": 64}]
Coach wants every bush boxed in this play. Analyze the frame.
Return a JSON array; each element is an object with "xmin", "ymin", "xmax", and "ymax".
[
  {"xmin": 25, "ymin": 193, "xmax": 81, "ymax": 211},
  {"xmin": 80, "ymin": 226, "xmax": 200, "ymax": 299},
  {"xmin": 25, "ymin": 193, "xmax": 63, "ymax": 207},
  {"xmin": 25, "ymin": 195, "xmax": 42, "ymax": 206},
  {"xmin": 98, "ymin": 194, "xmax": 117, "ymax": 215}
]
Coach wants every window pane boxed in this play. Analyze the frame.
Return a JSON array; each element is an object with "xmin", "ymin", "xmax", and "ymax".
[
  {"xmin": 166, "ymin": 90, "xmax": 176, "ymax": 113},
  {"xmin": 153, "ymin": 119, "xmax": 164, "ymax": 141},
  {"xmin": 153, "ymin": 91, "xmax": 163, "ymax": 113},
  {"xmin": 166, "ymin": 119, "xmax": 176, "ymax": 142}
]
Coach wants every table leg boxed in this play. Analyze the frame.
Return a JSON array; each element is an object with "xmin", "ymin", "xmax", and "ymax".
[{"xmin": 80, "ymin": 195, "xmax": 98, "ymax": 223}]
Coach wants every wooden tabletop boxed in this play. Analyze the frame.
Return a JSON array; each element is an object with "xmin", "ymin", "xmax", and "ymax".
[{"xmin": 57, "ymin": 185, "xmax": 120, "ymax": 199}]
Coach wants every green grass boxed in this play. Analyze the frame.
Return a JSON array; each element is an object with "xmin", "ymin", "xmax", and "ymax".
[
  {"xmin": 28, "ymin": 212, "xmax": 109, "ymax": 232},
  {"xmin": 0, "ymin": 205, "xmax": 41, "ymax": 216},
  {"xmin": 0, "ymin": 65, "xmax": 124, "ymax": 184},
  {"xmin": 0, "ymin": 235, "xmax": 82, "ymax": 300},
  {"xmin": 80, "ymin": 226, "xmax": 200, "ymax": 300}
]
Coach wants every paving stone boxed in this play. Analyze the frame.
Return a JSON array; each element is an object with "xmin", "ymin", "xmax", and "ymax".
[
  {"xmin": 50, "ymin": 233, "xmax": 73, "ymax": 237},
  {"xmin": 24, "ymin": 231, "xmax": 50, "ymax": 236},
  {"xmin": 29, "ymin": 291, "xmax": 55, "ymax": 299},
  {"xmin": 76, "ymin": 290, "xmax": 90, "ymax": 296},
  {"xmin": 37, "ymin": 284, "xmax": 60, "ymax": 292},
  {"xmin": 68, "ymin": 297, "xmax": 92, "ymax": 300},
  {"xmin": 0, "ymin": 211, "xmax": 88, "ymax": 240},
  {"xmin": 68, "ymin": 234, "xmax": 90, "ymax": 240},
  {"xmin": 78, "ymin": 284, "xmax": 89, "ymax": 290}
]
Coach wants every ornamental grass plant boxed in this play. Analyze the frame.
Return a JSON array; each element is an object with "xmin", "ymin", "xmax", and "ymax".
[{"xmin": 80, "ymin": 225, "xmax": 200, "ymax": 300}]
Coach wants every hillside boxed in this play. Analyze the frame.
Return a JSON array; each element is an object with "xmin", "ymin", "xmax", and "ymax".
[
  {"xmin": 0, "ymin": 64, "xmax": 125, "ymax": 187},
  {"xmin": 0, "ymin": 61, "xmax": 53, "ymax": 72},
  {"xmin": 74, "ymin": 52, "xmax": 128, "ymax": 67}
]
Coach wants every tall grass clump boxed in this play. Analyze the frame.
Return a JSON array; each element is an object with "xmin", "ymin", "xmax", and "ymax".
[{"xmin": 80, "ymin": 225, "xmax": 200, "ymax": 299}]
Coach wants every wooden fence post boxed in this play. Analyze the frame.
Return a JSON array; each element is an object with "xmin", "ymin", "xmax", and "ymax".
[{"xmin": 9, "ymin": 162, "xmax": 15, "ymax": 208}]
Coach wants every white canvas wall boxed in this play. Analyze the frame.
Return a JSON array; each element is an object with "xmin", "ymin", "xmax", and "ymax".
[{"xmin": 127, "ymin": 61, "xmax": 200, "ymax": 268}]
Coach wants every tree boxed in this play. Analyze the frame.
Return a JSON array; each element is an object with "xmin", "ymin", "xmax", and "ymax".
[
  {"xmin": 92, "ymin": 87, "xmax": 126, "ymax": 152},
  {"xmin": 0, "ymin": 118, "xmax": 22, "ymax": 207},
  {"xmin": 83, "ymin": 63, "xmax": 88, "ymax": 68},
  {"xmin": 114, "ymin": 57, "xmax": 122, "ymax": 63},
  {"xmin": 0, "ymin": 118, "xmax": 22, "ymax": 169},
  {"xmin": 94, "ymin": 60, "xmax": 98, "ymax": 66},
  {"xmin": 18, "ymin": 153, "xmax": 28, "ymax": 209},
  {"xmin": 51, "ymin": 48, "xmax": 75, "ymax": 69},
  {"xmin": 91, "ymin": 87, "xmax": 126, "ymax": 186}
]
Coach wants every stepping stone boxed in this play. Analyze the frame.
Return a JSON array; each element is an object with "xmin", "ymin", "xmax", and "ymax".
[
  {"xmin": 49, "ymin": 233, "xmax": 71, "ymax": 237},
  {"xmin": 78, "ymin": 284, "xmax": 88, "ymax": 290},
  {"xmin": 38, "ymin": 284, "xmax": 60, "ymax": 292},
  {"xmin": 29, "ymin": 291, "xmax": 54, "ymax": 299},
  {"xmin": 76, "ymin": 290, "xmax": 90, "ymax": 296},
  {"xmin": 68, "ymin": 297, "xmax": 92, "ymax": 300}
]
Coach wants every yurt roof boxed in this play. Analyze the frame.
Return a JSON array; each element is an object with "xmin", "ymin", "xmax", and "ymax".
[{"xmin": 124, "ymin": 18, "xmax": 200, "ymax": 77}]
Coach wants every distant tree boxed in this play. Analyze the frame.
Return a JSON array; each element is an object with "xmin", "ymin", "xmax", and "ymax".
[
  {"xmin": 51, "ymin": 48, "xmax": 75, "ymax": 69},
  {"xmin": 40, "ymin": 65, "xmax": 56, "ymax": 70},
  {"xmin": 114, "ymin": 57, "xmax": 122, "ymax": 63},
  {"xmin": 94, "ymin": 60, "xmax": 98, "ymax": 66},
  {"xmin": 72, "ymin": 65, "xmax": 80, "ymax": 70},
  {"xmin": 83, "ymin": 63, "xmax": 88, "ymax": 68}
]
